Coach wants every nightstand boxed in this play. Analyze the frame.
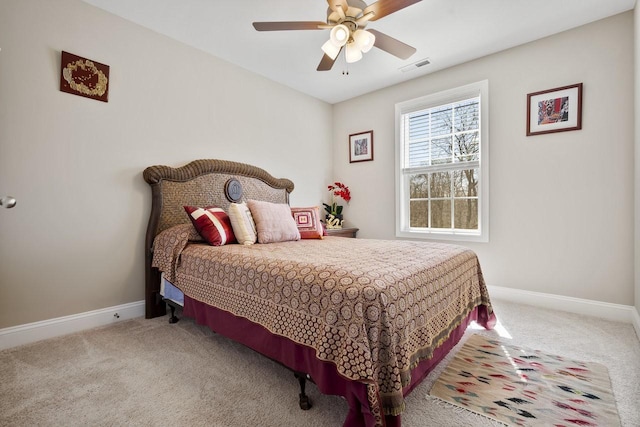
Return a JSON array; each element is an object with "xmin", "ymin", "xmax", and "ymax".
[{"xmin": 325, "ymin": 227, "xmax": 359, "ymax": 238}]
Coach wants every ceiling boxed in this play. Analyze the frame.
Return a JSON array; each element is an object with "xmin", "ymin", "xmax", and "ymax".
[{"xmin": 82, "ymin": 0, "xmax": 635, "ymax": 104}]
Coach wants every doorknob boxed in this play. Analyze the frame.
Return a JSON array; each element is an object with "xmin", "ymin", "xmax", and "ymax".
[{"xmin": 0, "ymin": 196, "xmax": 16, "ymax": 208}]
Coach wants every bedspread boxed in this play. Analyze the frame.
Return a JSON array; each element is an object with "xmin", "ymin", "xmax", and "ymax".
[{"xmin": 152, "ymin": 225, "xmax": 494, "ymax": 420}]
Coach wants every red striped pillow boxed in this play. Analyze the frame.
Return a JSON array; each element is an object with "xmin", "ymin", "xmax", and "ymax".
[{"xmin": 184, "ymin": 206, "xmax": 236, "ymax": 246}]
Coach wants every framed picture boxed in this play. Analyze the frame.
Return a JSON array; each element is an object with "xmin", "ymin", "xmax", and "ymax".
[
  {"xmin": 526, "ymin": 83, "xmax": 582, "ymax": 136},
  {"xmin": 349, "ymin": 130, "xmax": 374, "ymax": 163},
  {"xmin": 60, "ymin": 51, "xmax": 110, "ymax": 102}
]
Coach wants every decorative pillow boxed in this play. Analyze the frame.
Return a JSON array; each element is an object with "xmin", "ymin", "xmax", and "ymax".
[
  {"xmin": 247, "ymin": 200, "xmax": 300, "ymax": 244},
  {"xmin": 291, "ymin": 206, "xmax": 323, "ymax": 239},
  {"xmin": 183, "ymin": 205, "xmax": 236, "ymax": 246},
  {"xmin": 228, "ymin": 202, "xmax": 257, "ymax": 245}
]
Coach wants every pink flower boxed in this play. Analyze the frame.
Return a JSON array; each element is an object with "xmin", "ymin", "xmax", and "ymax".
[{"xmin": 328, "ymin": 182, "xmax": 351, "ymax": 203}]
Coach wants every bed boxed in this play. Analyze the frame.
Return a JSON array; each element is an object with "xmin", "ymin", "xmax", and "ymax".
[{"xmin": 143, "ymin": 159, "xmax": 495, "ymax": 427}]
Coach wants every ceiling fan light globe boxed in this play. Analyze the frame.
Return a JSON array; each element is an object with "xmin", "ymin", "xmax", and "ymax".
[
  {"xmin": 330, "ymin": 24, "xmax": 350, "ymax": 47},
  {"xmin": 321, "ymin": 39, "xmax": 341, "ymax": 60},
  {"xmin": 345, "ymin": 43, "xmax": 363, "ymax": 63},
  {"xmin": 354, "ymin": 29, "xmax": 375, "ymax": 53}
]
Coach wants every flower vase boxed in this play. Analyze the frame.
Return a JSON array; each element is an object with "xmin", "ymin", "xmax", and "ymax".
[{"xmin": 325, "ymin": 213, "xmax": 344, "ymax": 229}]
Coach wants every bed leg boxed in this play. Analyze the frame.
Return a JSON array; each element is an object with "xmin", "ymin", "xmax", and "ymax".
[
  {"xmin": 294, "ymin": 372, "xmax": 312, "ymax": 410},
  {"xmin": 169, "ymin": 305, "xmax": 179, "ymax": 324},
  {"xmin": 164, "ymin": 300, "xmax": 180, "ymax": 324}
]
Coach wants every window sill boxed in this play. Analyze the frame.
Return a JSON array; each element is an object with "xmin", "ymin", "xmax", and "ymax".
[{"xmin": 395, "ymin": 229, "xmax": 488, "ymax": 243}]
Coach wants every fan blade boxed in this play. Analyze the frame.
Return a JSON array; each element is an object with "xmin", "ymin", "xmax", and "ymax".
[
  {"xmin": 368, "ymin": 29, "xmax": 416, "ymax": 59},
  {"xmin": 327, "ymin": 0, "xmax": 348, "ymax": 14},
  {"xmin": 253, "ymin": 21, "xmax": 326, "ymax": 31},
  {"xmin": 363, "ymin": 0, "xmax": 422, "ymax": 21},
  {"xmin": 317, "ymin": 52, "xmax": 340, "ymax": 71},
  {"xmin": 356, "ymin": 11, "xmax": 375, "ymax": 26}
]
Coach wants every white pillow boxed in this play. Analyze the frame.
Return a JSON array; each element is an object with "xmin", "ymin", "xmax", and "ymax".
[
  {"xmin": 247, "ymin": 200, "xmax": 300, "ymax": 244},
  {"xmin": 228, "ymin": 202, "xmax": 257, "ymax": 245}
]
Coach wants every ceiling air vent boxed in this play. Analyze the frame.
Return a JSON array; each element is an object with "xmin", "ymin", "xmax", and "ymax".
[{"xmin": 400, "ymin": 58, "xmax": 431, "ymax": 73}]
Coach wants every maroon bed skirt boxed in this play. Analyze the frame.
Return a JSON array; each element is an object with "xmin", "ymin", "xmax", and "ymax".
[{"xmin": 184, "ymin": 296, "xmax": 495, "ymax": 427}]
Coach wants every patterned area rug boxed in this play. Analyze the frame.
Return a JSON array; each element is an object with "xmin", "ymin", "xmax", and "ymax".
[{"xmin": 429, "ymin": 334, "xmax": 621, "ymax": 426}]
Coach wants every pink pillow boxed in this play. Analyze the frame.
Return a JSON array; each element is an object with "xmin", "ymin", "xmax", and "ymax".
[
  {"xmin": 184, "ymin": 206, "xmax": 236, "ymax": 246},
  {"xmin": 291, "ymin": 206, "xmax": 323, "ymax": 239},
  {"xmin": 247, "ymin": 200, "xmax": 300, "ymax": 244}
]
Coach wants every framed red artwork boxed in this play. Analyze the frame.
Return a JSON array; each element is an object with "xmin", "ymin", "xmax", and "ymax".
[
  {"xmin": 60, "ymin": 51, "xmax": 109, "ymax": 103},
  {"xmin": 526, "ymin": 83, "xmax": 582, "ymax": 136}
]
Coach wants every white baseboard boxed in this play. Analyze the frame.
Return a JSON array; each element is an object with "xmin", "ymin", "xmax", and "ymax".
[
  {"xmin": 488, "ymin": 285, "xmax": 638, "ymax": 330},
  {"xmin": 0, "ymin": 300, "xmax": 145, "ymax": 351}
]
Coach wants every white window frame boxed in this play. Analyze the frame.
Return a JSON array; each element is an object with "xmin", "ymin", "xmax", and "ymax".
[{"xmin": 395, "ymin": 80, "xmax": 489, "ymax": 242}]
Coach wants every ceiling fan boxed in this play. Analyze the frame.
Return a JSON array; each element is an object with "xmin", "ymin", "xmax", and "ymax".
[{"xmin": 252, "ymin": 0, "xmax": 422, "ymax": 71}]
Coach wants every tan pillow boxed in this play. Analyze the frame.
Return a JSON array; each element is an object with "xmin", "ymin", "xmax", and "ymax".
[
  {"xmin": 247, "ymin": 200, "xmax": 301, "ymax": 244},
  {"xmin": 228, "ymin": 202, "xmax": 257, "ymax": 245}
]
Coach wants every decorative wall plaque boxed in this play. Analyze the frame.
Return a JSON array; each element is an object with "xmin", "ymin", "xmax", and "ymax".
[
  {"xmin": 60, "ymin": 51, "xmax": 109, "ymax": 102},
  {"xmin": 225, "ymin": 178, "xmax": 243, "ymax": 203}
]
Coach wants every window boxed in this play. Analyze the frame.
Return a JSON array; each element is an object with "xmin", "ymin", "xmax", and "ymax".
[{"xmin": 395, "ymin": 80, "xmax": 489, "ymax": 242}]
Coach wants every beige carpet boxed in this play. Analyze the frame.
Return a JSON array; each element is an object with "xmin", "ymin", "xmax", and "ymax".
[{"xmin": 1, "ymin": 299, "xmax": 638, "ymax": 426}]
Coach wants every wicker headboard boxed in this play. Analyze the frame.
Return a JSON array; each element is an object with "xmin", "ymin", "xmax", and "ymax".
[{"xmin": 142, "ymin": 159, "xmax": 295, "ymax": 318}]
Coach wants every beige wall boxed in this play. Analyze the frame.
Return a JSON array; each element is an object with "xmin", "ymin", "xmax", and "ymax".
[
  {"xmin": 0, "ymin": 0, "xmax": 333, "ymax": 328},
  {"xmin": 333, "ymin": 12, "xmax": 635, "ymax": 306}
]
